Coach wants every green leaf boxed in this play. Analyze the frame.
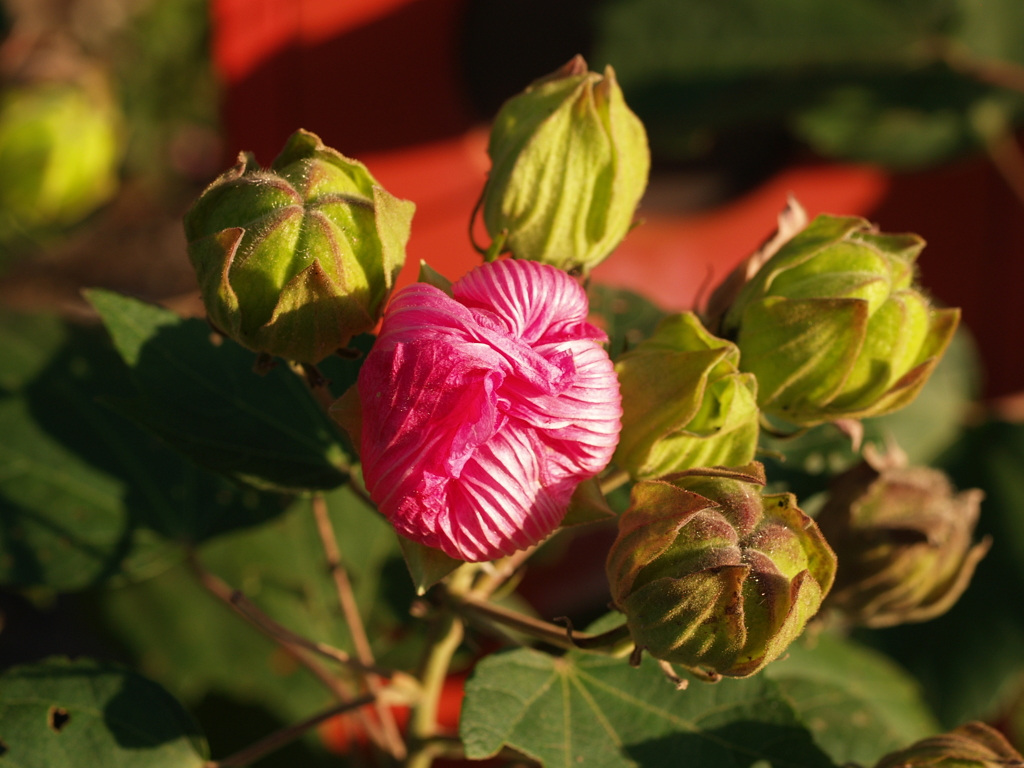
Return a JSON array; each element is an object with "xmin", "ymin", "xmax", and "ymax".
[
  {"xmin": 590, "ymin": 0, "xmax": 1022, "ymax": 170},
  {"xmin": 586, "ymin": 284, "xmax": 667, "ymax": 361},
  {"xmin": 0, "ymin": 656, "xmax": 207, "ymax": 767},
  {"xmin": 0, "ymin": 314, "xmax": 291, "ymax": 590},
  {"xmin": 397, "ymin": 534, "xmax": 462, "ymax": 595},
  {"xmin": 461, "ymin": 637, "xmax": 835, "ymax": 767},
  {"xmin": 764, "ymin": 632, "xmax": 939, "ymax": 766},
  {"xmin": 0, "ymin": 311, "xmax": 65, "ymax": 393},
  {"xmin": 952, "ymin": 0, "xmax": 1024, "ymax": 68},
  {"xmin": 85, "ymin": 289, "xmax": 349, "ymax": 492},
  {"xmin": 97, "ymin": 486, "xmax": 423, "ymax": 723},
  {"xmin": 561, "ymin": 477, "xmax": 617, "ymax": 527}
]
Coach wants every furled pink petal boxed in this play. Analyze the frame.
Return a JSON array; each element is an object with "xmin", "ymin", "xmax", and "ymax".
[{"xmin": 358, "ymin": 259, "xmax": 622, "ymax": 561}]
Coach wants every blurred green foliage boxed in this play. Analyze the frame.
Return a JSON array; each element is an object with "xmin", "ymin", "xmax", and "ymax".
[{"xmin": 593, "ymin": 0, "xmax": 1024, "ymax": 168}]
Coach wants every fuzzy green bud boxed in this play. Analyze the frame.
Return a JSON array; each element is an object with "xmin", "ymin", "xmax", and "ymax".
[
  {"xmin": 615, "ymin": 312, "xmax": 759, "ymax": 479},
  {"xmin": 720, "ymin": 214, "xmax": 959, "ymax": 426},
  {"xmin": 0, "ymin": 82, "xmax": 120, "ymax": 230},
  {"xmin": 874, "ymin": 722, "xmax": 1023, "ymax": 768},
  {"xmin": 818, "ymin": 451, "xmax": 990, "ymax": 628},
  {"xmin": 184, "ymin": 129, "xmax": 415, "ymax": 364},
  {"xmin": 482, "ymin": 55, "xmax": 649, "ymax": 274},
  {"xmin": 606, "ymin": 463, "xmax": 836, "ymax": 678}
]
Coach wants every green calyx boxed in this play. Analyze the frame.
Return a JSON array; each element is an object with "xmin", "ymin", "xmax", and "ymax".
[
  {"xmin": 606, "ymin": 462, "xmax": 836, "ymax": 678},
  {"xmin": 184, "ymin": 129, "xmax": 415, "ymax": 363},
  {"xmin": 817, "ymin": 457, "xmax": 990, "ymax": 629},
  {"xmin": 873, "ymin": 722, "xmax": 1024, "ymax": 768},
  {"xmin": 720, "ymin": 214, "xmax": 959, "ymax": 427},
  {"xmin": 0, "ymin": 81, "xmax": 121, "ymax": 231},
  {"xmin": 482, "ymin": 55, "xmax": 649, "ymax": 275},
  {"xmin": 614, "ymin": 312, "xmax": 759, "ymax": 479}
]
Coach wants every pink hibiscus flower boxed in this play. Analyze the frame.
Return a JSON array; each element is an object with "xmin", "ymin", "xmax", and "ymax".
[{"xmin": 358, "ymin": 259, "xmax": 622, "ymax": 562}]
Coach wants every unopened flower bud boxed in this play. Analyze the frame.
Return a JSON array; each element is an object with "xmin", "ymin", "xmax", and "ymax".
[
  {"xmin": 184, "ymin": 129, "xmax": 415, "ymax": 363},
  {"xmin": 818, "ymin": 448, "xmax": 990, "ymax": 628},
  {"xmin": 615, "ymin": 312, "xmax": 759, "ymax": 479},
  {"xmin": 481, "ymin": 55, "xmax": 649, "ymax": 274},
  {"xmin": 606, "ymin": 463, "xmax": 836, "ymax": 678},
  {"xmin": 874, "ymin": 722, "xmax": 1023, "ymax": 768},
  {"xmin": 357, "ymin": 259, "xmax": 621, "ymax": 562},
  {"xmin": 720, "ymin": 214, "xmax": 959, "ymax": 426},
  {"xmin": 0, "ymin": 81, "xmax": 120, "ymax": 230}
]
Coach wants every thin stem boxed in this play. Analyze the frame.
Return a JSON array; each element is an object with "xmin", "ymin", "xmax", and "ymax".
[
  {"xmin": 408, "ymin": 613, "xmax": 465, "ymax": 768},
  {"xmin": 186, "ymin": 551, "xmax": 388, "ymax": 751},
  {"xmin": 468, "ymin": 185, "xmax": 489, "ymax": 256},
  {"xmin": 944, "ymin": 46, "xmax": 1024, "ymax": 95},
  {"xmin": 407, "ymin": 736, "xmax": 466, "ymax": 768},
  {"xmin": 312, "ymin": 494, "xmax": 407, "ymax": 760},
  {"xmin": 228, "ymin": 590, "xmax": 393, "ymax": 677},
  {"xmin": 469, "ymin": 544, "xmax": 539, "ymax": 599},
  {"xmin": 453, "ymin": 594, "xmax": 632, "ymax": 654},
  {"xmin": 407, "ymin": 567, "xmax": 478, "ymax": 768},
  {"xmin": 205, "ymin": 693, "xmax": 375, "ymax": 767}
]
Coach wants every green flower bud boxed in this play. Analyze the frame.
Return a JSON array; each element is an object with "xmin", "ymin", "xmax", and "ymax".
[
  {"xmin": 0, "ymin": 81, "xmax": 120, "ymax": 230},
  {"xmin": 481, "ymin": 55, "xmax": 649, "ymax": 274},
  {"xmin": 606, "ymin": 463, "xmax": 836, "ymax": 678},
  {"xmin": 818, "ymin": 450, "xmax": 990, "ymax": 628},
  {"xmin": 874, "ymin": 722, "xmax": 1023, "ymax": 768},
  {"xmin": 615, "ymin": 312, "xmax": 759, "ymax": 479},
  {"xmin": 720, "ymin": 214, "xmax": 959, "ymax": 426},
  {"xmin": 184, "ymin": 129, "xmax": 415, "ymax": 364}
]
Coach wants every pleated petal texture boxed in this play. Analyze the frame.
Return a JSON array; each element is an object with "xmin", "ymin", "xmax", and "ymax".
[{"xmin": 359, "ymin": 259, "xmax": 622, "ymax": 561}]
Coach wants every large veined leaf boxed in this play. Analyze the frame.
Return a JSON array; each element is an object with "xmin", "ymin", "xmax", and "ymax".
[
  {"xmin": 461, "ymin": 623, "xmax": 835, "ymax": 768},
  {"xmin": 97, "ymin": 486, "xmax": 422, "ymax": 723},
  {"xmin": 0, "ymin": 312, "xmax": 291, "ymax": 590},
  {"xmin": 85, "ymin": 289, "xmax": 349, "ymax": 493},
  {"xmin": 0, "ymin": 656, "xmax": 208, "ymax": 767},
  {"xmin": 764, "ymin": 632, "xmax": 939, "ymax": 766}
]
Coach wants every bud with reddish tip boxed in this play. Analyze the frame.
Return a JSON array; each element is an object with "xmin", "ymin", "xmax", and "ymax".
[
  {"xmin": 874, "ymin": 722, "xmax": 1024, "ymax": 768},
  {"xmin": 606, "ymin": 463, "xmax": 836, "ymax": 678},
  {"xmin": 481, "ymin": 55, "xmax": 649, "ymax": 274},
  {"xmin": 719, "ymin": 214, "xmax": 959, "ymax": 427},
  {"xmin": 818, "ymin": 448, "xmax": 990, "ymax": 628},
  {"xmin": 184, "ymin": 129, "xmax": 415, "ymax": 363},
  {"xmin": 614, "ymin": 312, "xmax": 759, "ymax": 479}
]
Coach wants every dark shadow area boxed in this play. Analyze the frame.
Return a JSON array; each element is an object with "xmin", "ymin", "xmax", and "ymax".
[
  {"xmin": 191, "ymin": 693, "xmax": 343, "ymax": 768},
  {"xmin": 22, "ymin": 324, "xmax": 291, "ymax": 539},
  {"xmin": 102, "ymin": 664, "xmax": 206, "ymax": 750},
  {"xmin": 0, "ymin": 590, "xmax": 114, "ymax": 670},
  {"xmin": 460, "ymin": 0, "xmax": 603, "ymax": 118},
  {"xmin": 624, "ymin": 719, "xmax": 834, "ymax": 768},
  {"xmin": 116, "ymin": 313, "xmax": 349, "ymax": 495}
]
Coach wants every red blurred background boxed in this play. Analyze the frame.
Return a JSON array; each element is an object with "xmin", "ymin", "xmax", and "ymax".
[{"xmin": 212, "ymin": 0, "xmax": 1024, "ymax": 403}]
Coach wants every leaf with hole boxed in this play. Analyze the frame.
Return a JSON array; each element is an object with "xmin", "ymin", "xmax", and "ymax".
[{"xmin": 0, "ymin": 656, "xmax": 207, "ymax": 767}]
